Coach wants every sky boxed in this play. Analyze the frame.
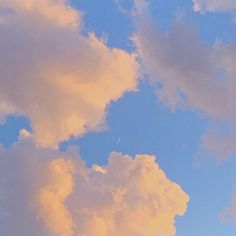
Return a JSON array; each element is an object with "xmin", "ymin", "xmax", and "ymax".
[{"xmin": 1, "ymin": 0, "xmax": 236, "ymax": 235}]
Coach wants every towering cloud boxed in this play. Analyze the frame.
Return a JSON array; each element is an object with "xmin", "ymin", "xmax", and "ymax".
[
  {"xmin": 0, "ymin": 137, "xmax": 189, "ymax": 236},
  {"xmin": 133, "ymin": 0, "xmax": 236, "ymax": 161},
  {"xmin": 0, "ymin": 0, "xmax": 138, "ymax": 148}
]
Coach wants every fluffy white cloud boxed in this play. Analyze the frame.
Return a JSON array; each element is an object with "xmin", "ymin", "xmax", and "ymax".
[
  {"xmin": 133, "ymin": 0, "xmax": 236, "ymax": 161},
  {"xmin": 0, "ymin": 0, "xmax": 138, "ymax": 148},
  {"xmin": 0, "ymin": 138, "xmax": 189, "ymax": 236}
]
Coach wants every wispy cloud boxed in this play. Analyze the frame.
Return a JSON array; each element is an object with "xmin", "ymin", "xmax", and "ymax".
[
  {"xmin": 193, "ymin": 0, "xmax": 236, "ymax": 14},
  {"xmin": 219, "ymin": 192, "xmax": 236, "ymax": 224}
]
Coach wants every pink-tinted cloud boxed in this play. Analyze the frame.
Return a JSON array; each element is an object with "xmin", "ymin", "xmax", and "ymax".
[
  {"xmin": 0, "ymin": 137, "xmax": 189, "ymax": 236},
  {"xmin": 132, "ymin": 0, "xmax": 236, "ymax": 161},
  {"xmin": 0, "ymin": 0, "xmax": 138, "ymax": 148}
]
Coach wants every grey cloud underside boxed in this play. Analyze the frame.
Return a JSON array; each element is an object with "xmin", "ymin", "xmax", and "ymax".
[{"xmin": 133, "ymin": 0, "xmax": 236, "ymax": 161}]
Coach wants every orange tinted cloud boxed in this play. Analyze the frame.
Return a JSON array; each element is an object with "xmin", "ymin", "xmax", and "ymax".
[
  {"xmin": 37, "ymin": 159, "xmax": 74, "ymax": 236},
  {"xmin": 71, "ymin": 152, "xmax": 189, "ymax": 236},
  {"xmin": 0, "ymin": 0, "xmax": 138, "ymax": 148},
  {"xmin": 0, "ymin": 139, "xmax": 189, "ymax": 236}
]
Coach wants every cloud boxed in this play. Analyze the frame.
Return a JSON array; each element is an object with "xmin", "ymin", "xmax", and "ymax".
[
  {"xmin": 132, "ymin": 0, "xmax": 236, "ymax": 161},
  {"xmin": 72, "ymin": 152, "xmax": 189, "ymax": 236},
  {"xmin": 0, "ymin": 138, "xmax": 189, "ymax": 236},
  {"xmin": 0, "ymin": 0, "xmax": 138, "ymax": 148},
  {"xmin": 220, "ymin": 192, "xmax": 236, "ymax": 223},
  {"xmin": 200, "ymin": 128, "xmax": 236, "ymax": 162},
  {"xmin": 37, "ymin": 159, "xmax": 75, "ymax": 236},
  {"xmin": 0, "ymin": 139, "xmax": 58, "ymax": 235},
  {"xmin": 192, "ymin": 0, "xmax": 236, "ymax": 13},
  {"xmin": 192, "ymin": 0, "xmax": 236, "ymax": 23},
  {"xmin": 133, "ymin": 1, "xmax": 226, "ymax": 118}
]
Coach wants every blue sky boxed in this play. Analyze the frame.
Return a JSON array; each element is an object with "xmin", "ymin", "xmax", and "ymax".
[{"xmin": 1, "ymin": 0, "xmax": 236, "ymax": 235}]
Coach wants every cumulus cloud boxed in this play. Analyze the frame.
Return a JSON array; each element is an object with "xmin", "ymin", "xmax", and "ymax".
[
  {"xmin": 0, "ymin": 138, "xmax": 189, "ymax": 236},
  {"xmin": 132, "ymin": 0, "xmax": 236, "ymax": 161},
  {"xmin": 133, "ymin": 0, "xmax": 225, "ymax": 117},
  {"xmin": 71, "ymin": 152, "xmax": 189, "ymax": 236},
  {"xmin": 37, "ymin": 159, "xmax": 75, "ymax": 236},
  {"xmin": 0, "ymin": 0, "xmax": 138, "ymax": 148}
]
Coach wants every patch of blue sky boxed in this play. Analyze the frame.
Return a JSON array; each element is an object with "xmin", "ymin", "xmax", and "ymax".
[
  {"xmin": 72, "ymin": 0, "xmax": 135, "ymax": 50},
  {"xmin": 73, "ymin": 0, "xmax": 236, "ymax": 51},
  {"xmin": 0, "ymin": 115, "xmax": 31, "ymax": 148},
  {"xmin": 177, "ymin": 156, "xmax": 236, "ymax": 236}
]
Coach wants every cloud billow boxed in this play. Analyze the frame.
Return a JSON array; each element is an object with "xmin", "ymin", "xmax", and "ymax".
[
  {"xmin": 0, "ymin": 138, "xmax": 189, "ymax": 236},
  {"xmin": 0, "ymin": 0, "xmax": 138, "ymax": 148}
]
